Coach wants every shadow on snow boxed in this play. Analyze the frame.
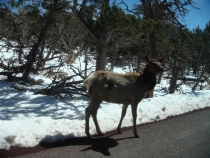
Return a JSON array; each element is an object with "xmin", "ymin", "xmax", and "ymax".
[{"xmin": 0, "ymin": 83, "xmax": 86, "ymax": 121}]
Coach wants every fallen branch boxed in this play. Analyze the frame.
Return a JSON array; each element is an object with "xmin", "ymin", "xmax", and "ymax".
[{"xmin": 164, "ymin": 76, "xmax": 205, "ymax": 83}]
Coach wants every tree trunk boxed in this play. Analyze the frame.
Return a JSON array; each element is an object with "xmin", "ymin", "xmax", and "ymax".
[
  {"xmin": 18, "ymin": 48, "xmax": 23, "ymax": 64},
  {"xmin": 193, "ymin": 63, "xmax": 197, "ymax": 75},
  {"xmin": 157, "ymin": 73, "xmax": 163, "ymax": 84},
  {"xmin": 136, "ymin": 55, "xmax": 141, "ymax": 72},
  {"xmin": 145, "ymin": 31, "xmax": 157, "ymax": 98},
  {"xmin": 96, "ymin": 41, "xmax": 107, "ymax": 71},
  {"xmin": 22, "ymin": 43, "xmax": 39, "ymax": 81},
  {"xmin": 84, "ymin": 48, "xmax": 88, "ymax": 77},
  {"xmin": 169, "ymin": 69, "xmax": 179, "ymax": 93},
  {"xmin": 169, "ymin": 56, "xmax": 179, "ymax": 93},
  {"xmin": 22, "ymin": 22, "xmax": 51, "ymax": 81},
  {"xmin": 109, "ymin": 42, "xmax": 117, "ymax": 71},
  {"xmin": 157, "ymin": 62, "xmax": 165, "ymax": 84},
  {"xmin": 135, "ymin": 46, "xmax": 145, "ymax": 72},
  {"xmin": 145, "ymin": 89, "xmax": 154, "ymax": 98},
  {"xmin": 110, "ymin": 56, "xmax": 116, "ymax": 71},
  {"xmin": 192, "ymin": 63, "xmax": 209, "ymax": 90},
  {"xmin": 37, "ymin": 38, "xmax": 46, "ymax": 72},
  {"xmin": 149, "ymin": 31, "xmax": 157, "ymax": 58},
  {"xmin": 109, "ymin": 52, "xmax": 117, "ymax": 71}
]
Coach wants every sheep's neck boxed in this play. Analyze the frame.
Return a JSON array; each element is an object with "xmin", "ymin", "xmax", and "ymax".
[{"xmin": 142, "ymin": 69, "xmax": 157, "ymax": 92}]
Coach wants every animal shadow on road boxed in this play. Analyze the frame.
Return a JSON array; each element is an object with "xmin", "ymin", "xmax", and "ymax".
[
  {"xmin": 80, "ymin": 136, "xmax": 118, "ymax": 156},
  {"xmin": 40, "ymin": 132, "xmax": 135, "ymax": 156}
]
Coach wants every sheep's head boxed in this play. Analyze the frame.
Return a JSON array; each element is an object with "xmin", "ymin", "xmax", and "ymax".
[{"xmin": 145, "ymin": 56, "xmax": 165, "ymax": 74}]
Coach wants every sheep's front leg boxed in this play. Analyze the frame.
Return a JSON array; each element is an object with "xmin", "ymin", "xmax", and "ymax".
[
  {"xmin": 116, "ymin": 103, "xmax": 129, "ymax": 134},
  {"xmin": 131, "ymin": 102, "xmax": 139, "ymax": 138},
  {"xmin": 92, "ymin": 104, "xmax": 103, "ymax": 135},
  {"xmin": 85, "ymin": 99, "xmax": 102, "ymax": 138}
]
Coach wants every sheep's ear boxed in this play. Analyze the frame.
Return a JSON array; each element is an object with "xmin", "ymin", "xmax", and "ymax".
[
  {"xmin": 158, "ymin": 57, "xmax": 165, "ymax": 63},
  {"xmin": 145, "ymin": 56, "xmax": 150, "ymax": 62}
]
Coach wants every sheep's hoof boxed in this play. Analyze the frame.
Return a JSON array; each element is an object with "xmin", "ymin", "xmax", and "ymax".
[
  {"xmin": 86, "ymin": 133, "xmax": 93, "ymax": 139},
  {"xmin": 98, "ymin": 133, "xmax": 104, "ymax": 136},
  {"xmin": 97, "ymin": 130, "xmax": 103, "ymax": 135},
  {"xmin": 116, "ymin": 129, "xmax": 122, "ymax": 134},
  {"xmin": 134, "ymin": 134, "xmax": 139, "ymax": 138}
]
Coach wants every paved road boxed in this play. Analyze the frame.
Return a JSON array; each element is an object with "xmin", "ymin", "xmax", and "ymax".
[{"xmin": 1, "ymin": 108, "xmax": 210, "ymax": 158}]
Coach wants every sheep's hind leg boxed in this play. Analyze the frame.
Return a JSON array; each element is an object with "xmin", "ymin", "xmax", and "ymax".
[
  {"xmin": 116, "ymin": 103, "xmax": 129, "ymax": 134},
  {"xmin": 85, "ymin": 105, "xmax": 92, "ymax": 138},
  {"xmin": 92, "ymin": 102, "xmax": 103, "ymax": 135}
]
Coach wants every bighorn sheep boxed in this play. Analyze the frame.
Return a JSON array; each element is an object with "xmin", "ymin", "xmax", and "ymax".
[{"xmin": 83, "ymin": 56, "xmax": 165, "ymax": 138}]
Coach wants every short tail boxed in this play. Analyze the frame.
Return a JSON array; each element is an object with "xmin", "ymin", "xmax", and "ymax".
[{"xmin": 83, "ymin": 72, "xmax": 97, "ymax": 91}]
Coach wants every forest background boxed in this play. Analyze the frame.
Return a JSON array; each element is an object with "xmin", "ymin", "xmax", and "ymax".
[{"xmin": 0, "ymin": 0, "xmax": 210, "ymax": 98}]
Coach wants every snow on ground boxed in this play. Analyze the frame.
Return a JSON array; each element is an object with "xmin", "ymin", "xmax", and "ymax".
[
  {"xmin": 0, "ymin": 48, "xmax": 210, "ymax": 150},
  {"xmin": 0, "ymin": 75, "xmax": 210, "ymax": 150}
]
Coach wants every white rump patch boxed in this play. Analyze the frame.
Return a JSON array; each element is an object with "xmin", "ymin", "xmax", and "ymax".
[{"xmin": 83, "ymin": 72, "xmax": 97, "ymax": 91}]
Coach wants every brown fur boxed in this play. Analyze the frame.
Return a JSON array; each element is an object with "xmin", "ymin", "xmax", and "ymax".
[{"xmin": 83, "ymin": 56, "xmax": 165, "ymax": 138}]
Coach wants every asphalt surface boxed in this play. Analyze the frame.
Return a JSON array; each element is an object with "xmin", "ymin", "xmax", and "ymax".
[{"xmin": 1, "ymin": 108, "xmax": 210, "ymax": 158}]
